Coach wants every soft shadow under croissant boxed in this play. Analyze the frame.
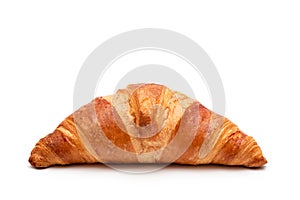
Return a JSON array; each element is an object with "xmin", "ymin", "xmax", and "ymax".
[{"xmin": 29, "ymin": 83, "xmax": 267, "ymax": 168}]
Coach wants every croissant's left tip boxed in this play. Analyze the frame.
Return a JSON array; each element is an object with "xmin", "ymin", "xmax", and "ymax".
[
  {"xmin": 28, "ymin": 139, "xmax": 59, "ymax": 169},
  {"xmin": 29, "ymin": 147, "xmax": 51, "ymax": 169},
  {"xmin": 29, "ymin": 154, "xmax": 47, "ymax": 169}
]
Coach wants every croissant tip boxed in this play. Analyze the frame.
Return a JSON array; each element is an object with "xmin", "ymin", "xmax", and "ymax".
[
  {"xmin": 29, "ymin": 152, "xmax": 49, "ymax": 169},
  {"xmin": 28, "ymin": 142, "xmax": 55, "ymax": 169},
  {"xmin": 246, "ymin": 154, "xmax": 267, "ymax": 168}
]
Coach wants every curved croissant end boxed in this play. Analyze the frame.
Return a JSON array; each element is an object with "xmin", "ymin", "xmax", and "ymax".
[{"xmin": 29, "ymin": 116, "xmax": 97, "ymax": 168}]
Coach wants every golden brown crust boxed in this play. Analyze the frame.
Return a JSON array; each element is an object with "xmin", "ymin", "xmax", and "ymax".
[
  {"xmin": 29, "ymin": 83, "xmax": 267, "ymax": 168},
  {"xmin": 29, "ymin": 115, "xmax": 97, "ymax": 168}
]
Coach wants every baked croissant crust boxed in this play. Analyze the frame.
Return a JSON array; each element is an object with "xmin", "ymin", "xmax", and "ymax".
[{"xmin": 29, "ymin": 83, "xmax": 267, "ymax": 168}]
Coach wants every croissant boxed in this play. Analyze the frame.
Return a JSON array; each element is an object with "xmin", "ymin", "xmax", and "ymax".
[{"xmin": 29, "ymin": 83, "xmax": 267, "ymax": 168}]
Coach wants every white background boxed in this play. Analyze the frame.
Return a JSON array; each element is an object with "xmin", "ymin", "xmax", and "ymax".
[{"xmin": 1, "ymin": 0, "xmax": 299, "ymax": 199}]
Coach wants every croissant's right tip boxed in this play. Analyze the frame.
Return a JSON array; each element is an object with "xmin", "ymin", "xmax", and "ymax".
[
  {"xmin": 256, "ymin": 156, "xmax": 267, "ymax": 168},
  {"xmin": 246, "ymin": 154, "xmax": 268, "ymax": 168}
]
